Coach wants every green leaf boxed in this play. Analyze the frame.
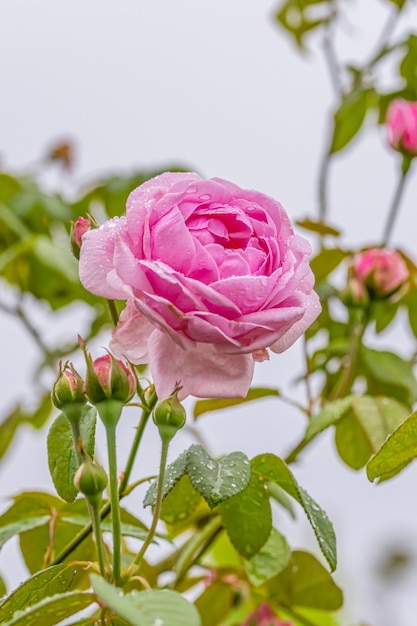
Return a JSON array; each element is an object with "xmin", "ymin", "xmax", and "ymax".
[
  {"xmin": 0, "ymin": 394, "xmax": 53, "ymax": 461},
  {"xmin": 187, "ymin": 445, "xmax": 251, "ymax": 509},
  {"xmin": 275, "ymin": 0, "xmax": 330, "ymax": 49},
  {"xmin": 143, "ymin": 450, "xmax": 188, "ymax": 507},
  {"xmin": 252, "ymin": 454, "xmax": 336, "ymax": 571},
  {"xmin": 305, "ymin": 396, "xmax": 354, "ymax": 442},
  {"xmin": 367, "ymin": 409, "xmax": 417, "ymax": 482},
  {"xmin": 0, "ymin": 517, "xmax": 50, "ymax": 551},
  {"xmin": 0, "ymin": 564, "xmax": 78, "ymax": 623},
  {"xmin": 245, "ymin": 527, "xmax": 291, "ymax": 586},
  {"xmin": 0, "ymin": 578, "xmax": 6, "ymax": 599},
  {"xmin": 193, "ymin": 387, "xmax": 280, "ymax": 419},
  {"xmin": 91, "ymin": 575, "xmax": 201, "ymax": 626},
  {"xmin": 160, "ymin": 475, "xmax": 202, "ymax": 525},
  {"xmin": 219, "ymin": 473, "xmax": 272, "ymax": 559},
  {"xmin": 194, "ymin": 582, "xmax": 234, "ymax": 626},
  {"xmin": 372, "ymin": 300, "xmax": 399, "ymax": 333},
  {"xmin": 267, "ymin": 482, "xmax": 296, "ymax": 518},
  {"xmin": 61, "ymin": 514, "xmax": 148, "ymax": 540},
  {"xmin": 268, "ymin": 551, "xmax": 343, "ymax": 610},
  {"xmin": 0, "ymin": 591, "xmax": 95, "ymax": 626},
  {"xmin": 361, "ymin": 347, "xmax": 417, "ymax": 407},
  {"xmin": 310, "ymin": 248, "xmax": 347, "ymax": 283},
  {"xmin": 335, "ymin": 396, "xmax": 409, "ymax": 470},
  {"xmin": 400, "ymin": 35, "xmax": 417, "ymax": 90},
  {"xmin": 47, "ymin": 406, "xmax": 97, "ymax": 502},
  {"xmin": 296, "ymin": 218, "xmax": 341, "ymax": 237},
  {"xmin": 330, "ymin": 89, "xmax": 369, "ymax": 153}
]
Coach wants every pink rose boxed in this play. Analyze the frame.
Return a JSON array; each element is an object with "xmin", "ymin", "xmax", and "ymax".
[
  {"xmin": 241, "ymin": 603, "xmax": 292, "ymax": 626},
  {"xmin": 387, "ymin": 99, "xmax": 417, "ymax": 157},
  {"xmin": 79, "ymin": 172, "xmax": 320, "ymax": 399},
  {"xmin": 353, "ymin": 248, "xmax": 408, "ymax": 298}
]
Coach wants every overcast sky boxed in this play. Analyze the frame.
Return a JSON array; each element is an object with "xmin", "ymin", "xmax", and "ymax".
[{"xmin": 2, "ymin": 2, "xmax": 417, "ymax": 625}]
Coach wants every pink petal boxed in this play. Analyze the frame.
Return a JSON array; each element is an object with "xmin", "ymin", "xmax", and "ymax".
[
  {"xmin": 148, "ymin": 330, "xmax": 254, "ymax": 400},
  {"xmin": 270, "ymin": 291, "xmax": 321, "ymax": 353},
  {"xmin": 110, "ymin": 300, "xmax": 154, "ymax": 363}
]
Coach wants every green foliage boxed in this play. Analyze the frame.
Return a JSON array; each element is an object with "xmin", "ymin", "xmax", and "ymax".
[
  {"xmin": 0, "ymin": 591, "xmax": 95, "ymax": 626},
  {"xmin": 330, "ymin": 89, "xmax": 371, "ymax": 153},
  {"xmin": 194, "ymin": 582, "xmax": 235, "ymax": 626},
  {"xmin": 92, "ymin": 575, "xmax": 202, "ymax": 626},
  {"xmin": 361, "ymin": 347, "xmax": 417, "ymax": 408},
  {"xmin": 47, "ymin": 406, "xmax": 97, "ymax": 502},
  {"xmin": 193, "ymin": 387, "xmax": 280, "ymax": 419},
  {"xmin": 245, "ymin": 528, "xmax": 291, "ymax": 586},
  {"xmin": 309, "ymin": 248, "xmax": 347, "ymax": 283},
  {"xmin": 0, "ymin": 394, "xmax": 52, "ymax": 462},
  {"xmin": 275, "ymin": 0, "xmax": 332, "ymax": 49}
]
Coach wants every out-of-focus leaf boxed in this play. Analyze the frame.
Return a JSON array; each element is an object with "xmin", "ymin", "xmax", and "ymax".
[
  {"xmin": 0, "ymin": 591, "xmax": 95, "ymax": 626},
  {"xmin": 0, "ymin": 578, "xmax": 6, "ymax": 599},
  {"xmin": 92, "ymin": 575, "xmax": 201, "ymax": 626},
  {"xmin": 252, "ymin": 454, "xmax": 336, "ymax": 571},
  {"xmin": 310, "ymin": 248, "xmax": 347, "ymax": 282},
  {"xmin": 194, "ymin": 582, "xmax": 234, "ymax": 626},
  {"xmin": 0, "ymin": 564, "xmax": 78, "ymax": 622},
  {"xmin": 330, "ymin": 89, "xmax": 370, "ymax": 153},
  {"xmin": 245, "ymin": 528, "xmax": 291, "ymax": 586},
  {"xmin": 361, "ymin": 346, "xmax": 417, "ymax": 407},
  {"xmin": 193, "ymin": 387, "xmax": 280, "ymax": 419},
  {"xmin": 0, "ymin": 394, "xmax": 53, "ymax": 461},
  {"xmin": 47, "ymin": 406, "xmax": 97, "ymax": 502},
  {"xmin": 268, "ymin": 551, "xmax": 343, "ymax": 610},
  {"xmin": 367, "ymin": 409, "xmax": 417, "ymax": 482},
  {"xmin": 220, "ymin": 474, "xmax": 272, "ymax": 560},
  {"xmin": 400, "ymin": 34, "xmax": 417, "ymax": 90},
  {"xmin": 372, "ymin": 300, "xmax": 399, "ymax": 333},
  {"xmin": 296, "ymin": 218, "xmax": 341, "ymax": 237},
  {"xmin": 0, "ymin": 517, "xmax": 50, "ymax": 551},
  {"xmin": 275, "ymin": 0, "xmax": 331, "ymax": 49},
  {"xmin": 335, "ymin": 396, "xmax": 409, "ymax": 470},
  {"xmin": 187, "ymin": 445, "xmax": 251, "ymax": 509}
]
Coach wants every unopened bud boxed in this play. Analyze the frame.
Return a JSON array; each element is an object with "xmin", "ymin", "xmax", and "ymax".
[
  {"xmin": 353, "ymin": 248, "xmax": 409, "ymax": 299},
  {"xmin": 74, "ymin": 456, "xmax": 108, "ymax": 508},
  {"xmin": 70, "ymin": 217, "xmax": 91, "ymax": 260},
  {"xmin": 51, "ymin": 362, "xmax": 86, "ymax": 425},
  {"xmin": 153, "ymin": 391, "xmax": 186, "ymax": 442}
]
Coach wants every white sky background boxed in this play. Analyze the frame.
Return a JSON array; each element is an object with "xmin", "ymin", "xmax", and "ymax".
[{"xmin": 2, "ymin": 1, "xmax": 417, "ymax": 625}]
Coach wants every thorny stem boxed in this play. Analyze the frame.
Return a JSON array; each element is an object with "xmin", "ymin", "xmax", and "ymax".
[
  {"xmin": 127, "ymin": 438, "xmax": 170, "ymax": 576},
  {"xmin": 382, "ymin": 159, "xmax": 412, "ymax": 247},
  {"xmin": 106, "ymin": 423, "xmax": 122, "ymax": 585},
  {"xmin": 90, "ymin": 501, "xmax": 108, "ymax": 578}
]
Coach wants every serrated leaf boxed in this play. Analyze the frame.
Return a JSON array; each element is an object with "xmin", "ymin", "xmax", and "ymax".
[
  {"xmin": 0, "ymin": 564, "xmax": 78, "ymax": 623},
  {"xmin": 143, "ymin": 450, "xmax": 188, "ymax": 507},
  {"xmin": 245, "ymin": 528, "xmax": 291, "ymax": 586},
  {"xmin": 219, "ymin": 473, "xmax": 271, "ymax": 559},
  {"xmin": 47, "ymin": 406, "xmax": 97, "ymax": 502},
  {"xmin": 310, "ymin": 248, "xmax": 347, "ymax": 283},
  {"xmin": 252, "ymin": 454, "xmax": 336, "ymax": 571},
  {"xmin": 268, "ymin": 551, "xmax": 343, "ymax": 610},
  {"xmin": 160, "ymin": 475, "xmax": 201, "ymax": 525},
  {"xmin": 187, "ymin": 445, "xmax": 251, "ymax": 509},
  {"xmin": 330, "ymin": 89, "xmax": 369, "ymax": 153},
  {"xmin": 0, "ymin": 591, "xmax": 95, "ymax": 626},
  {"xmin": 193, "ymin": 387, "xmax": 279, "ymax": 419},
  {"xmin": 367, "ymin": 409, "xmax": 417, "ymax": 482},
  {"xmin": 335, "ymin": 396, "xmax": 408, "ymax": 470},
  {"xmin": 91, "ymin": 575, "xmax": 201, "ymax": 626}
]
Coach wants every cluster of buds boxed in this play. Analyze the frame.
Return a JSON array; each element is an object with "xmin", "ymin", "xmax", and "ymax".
[
  {"xmin": 241, "ymin": 603, "xmax": 292, "ymax": 626},
  {"xmin": 345, "ymin": 248, "xmax": 409, "ymax": 305}
]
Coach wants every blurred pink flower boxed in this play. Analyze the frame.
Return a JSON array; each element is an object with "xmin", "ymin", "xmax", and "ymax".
[
  {"xmin": 387, "ymin": 99, "xmax": 417, "ymax": 157},
  {"xmin": 79, "ymin": 172, "xmax": 320, "ymax": 399},
  {"xmin": 353, "ymin": 248, "xmax": 408, "ymax": 298},
  {"xmin": 242, "ymin": 603, "xmax": 292, "ymax": 626},
  {"xmin": 71, "ymin": 216, "xmax": 91, "ymax": 259}
]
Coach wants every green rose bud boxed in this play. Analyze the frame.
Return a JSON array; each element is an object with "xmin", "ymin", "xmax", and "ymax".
[
  {"xmin": 74, "ymin": 456, "xmax": 108, "ymax": 508},
  {"xmin": 153, "ymin": 390, "xmax": 186, "ymax": 442},
  {"xmin": 51, "ymin": 361, "xmax": 86, "ymax": 425}
]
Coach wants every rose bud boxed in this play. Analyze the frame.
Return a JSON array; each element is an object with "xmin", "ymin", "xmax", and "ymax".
[
  {"xmin": 153, "ymin": 390, "xmax": 186, "ymax": 442},
  {"xmin": 241, "ymin": 603, "xmax": 292, "ymax": 626},
  {"xmin": 70, "ymin": 216, "xmax": 91, "ymax": 260},
  {"xmin": 353, "ymin": 248, "xmax": 409, "ymax": 299},
  {"xmin": 387, "ymin": 99, "xmax": 417, "ymax": 157},
  {"xmin": 51, "ymin": 361, "xmax": 86, "ymax": 425},
  {"xmin": 74, "ymin": 456, "xmax": 108, "ymax": 508},
  {"xmin": 80, "ymin": 339, "xmax": 136, "ymax": 428}
]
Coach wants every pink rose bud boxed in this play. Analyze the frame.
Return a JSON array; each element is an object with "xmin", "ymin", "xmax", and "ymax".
[
  {"xmin": 70, "ymin": 217, "xmax": 91, "ymax": 260},
  {"xmin": 241, "ymin": 603, "xmax": 292, "ymax": 626},
  {"xmin": 387, "ymin": 99, "xmax": 417, "ymax": 157},
  {"xmin": 51, "ymin": 361, "xmax": 86, "ymax": 424},
  {"xmin": 353, "ymin": 248, "xmax": 409, "ymax": 298}
]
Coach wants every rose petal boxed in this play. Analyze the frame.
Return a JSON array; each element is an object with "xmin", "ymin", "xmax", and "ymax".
[
  {"xmin": 110, "ymin": 300, "xmax": 154, "ymax": 363},
  {"xmin": 148, "ymin": 330, "xmax": 254, "ymax": 400}
]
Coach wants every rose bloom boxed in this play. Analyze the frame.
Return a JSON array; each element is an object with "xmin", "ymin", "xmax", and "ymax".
[
  {"xmin": 387, "ymin": 99, "xmax": 417, "ymax": 157},
  {"xmin": 79, "ymin": 172, "xmax": 320, "ymax": 400},
  {"xmin": 353, "ymin": 248, "xmax": 408, "ymax": 298},
  {"xmin": 241, "ymin": 603, "xmax": 292, "ymax": 626}
]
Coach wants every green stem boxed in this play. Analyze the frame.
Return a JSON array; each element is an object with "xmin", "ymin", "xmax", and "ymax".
[
  {"xmin": 119, "ymin": 408, "xmax": 152, "ymax": 496},
  {"xmin": 90, "ymin": 501, "xmax": 108, "ymax": 577},
  {"xmin": 382, "ymin": 158, "xmax": 412, "ymax": 246},
  {"xmin": 106, "ymin": 424, "xmax": 122, "ymax": 585},
  {"xmin": 174, "ymin": 516, "xmax": 222, "ymax": 584},
  {"xmin": 127, "ymin": 438, "xmax": 170, "ymax": 575},
  {"xmin": 107, "ymin": 299, "xmax": 119, "ymax": 326},
  {"xmin": 329, "ymin": 309, "xmax": 367, "ymax": 401}
]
